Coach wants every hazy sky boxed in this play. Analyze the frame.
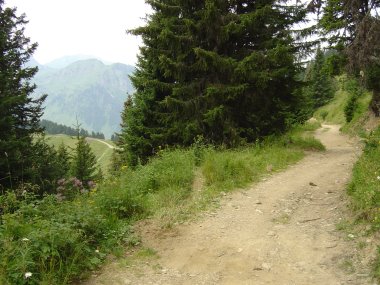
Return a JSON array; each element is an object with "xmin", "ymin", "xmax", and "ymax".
[{"xmin": 4, "ymin": 0, "xmax": 151, "ymax": 65}]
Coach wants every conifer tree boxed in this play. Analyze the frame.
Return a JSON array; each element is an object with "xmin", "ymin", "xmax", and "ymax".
[
  {"xmin": 121, "ymin": 0, "xmax": 306, "ymax": 165},
  {"xmin": 0, "ymin": 1, "xmax": 46, "ymax": 188},
  {"xmin": 306, "ymin": 48, "xmax": 335, "ymax": 108},
  {"xmin": 71, "ymin": 136, "xmax": 97, "ymax": 184},
  {"xmin": 314, "ymin": 0, "xmax": 380, "ymax": 114},
  {"xmin": 56, "ymin": 143, "xmax": 70, "ymax": 178}
]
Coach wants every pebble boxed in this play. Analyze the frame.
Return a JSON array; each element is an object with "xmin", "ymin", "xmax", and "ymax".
[{"xmin": 262, "ymin": 263, "xmax": 272, "ymax": 271}]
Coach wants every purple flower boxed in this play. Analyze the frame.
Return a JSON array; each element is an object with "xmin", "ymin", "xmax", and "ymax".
[
  {"xmin": 57, "ymin": 186, "xmax": 65, "ymax": 193},
  {"xmin": 57, "ymin": 178, "xmax": 66, "ymax": 186},
  {"xmin": 56, "ymin": 193, "xmax": 65, "ymax": 202},
  {"xmin": 72, "ymin": 178, "xmax": 83, "ymax": 188},
  {"xmin": 80, "ymin": 189, "xmax": 88, "ymax": 195},
  {"xmin": 87, "ymin": 181, "xmax": 96, "ymax": 189}
]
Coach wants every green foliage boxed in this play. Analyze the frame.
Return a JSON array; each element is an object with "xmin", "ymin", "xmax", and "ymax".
[
  {"xmin": 303, "ymin": 48, "xmax": 336, "ymax": 112},
  {"xmin": 45, "ymin": 134, "xmax": 115, "ymax": 174},
  {"xmin": 317, "ymin": 0, "xmax": 380, "ymax": 114},
  {"xmin": 121, "ymin": 0, "xmax": 307, "ymax": 165},
  {"xmin": 348, "ymin": 127, "xmax": 380, "ymax": 221},
  {"xmin": 70, "ymin": 136, "xmax": 97, "ymax": 184},
  {"xmin": 0, "ymin": 2, "xmax": 46, "ymax": 189},
  {"xmin": 56, "ymin": 143, "xmax": 70, "ymax": 178},
  {"xmin": 344, "ymin": 79, "xmax": 363, "ymax": 122},
  {"xmin": 40, "ymin": 119, "xmax": 105, "ymax": 139},
  {"xmin": 0, "ymin": 192, "xmax": 132, "ymax": 285},
  {"xmin": 279, "ymin": 123, "xmax": 326, "ymax": 151},
  {"xmin": 0, "ymin": 122, "xmax": 325, "ymax": 284},
  {"xmin": 314, "ymin": 75, "xmax": 371, "ymax": 126}
]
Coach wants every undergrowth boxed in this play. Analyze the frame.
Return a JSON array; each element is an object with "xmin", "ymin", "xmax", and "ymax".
[{"xmin": 0, "ymin": 122, "xmax": 324, "ymax": 284}]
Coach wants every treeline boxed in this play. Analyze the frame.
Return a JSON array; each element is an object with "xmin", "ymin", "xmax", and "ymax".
[{"xmin": 40, "ymin": 119, "xmax": 105, "ymax": 139}]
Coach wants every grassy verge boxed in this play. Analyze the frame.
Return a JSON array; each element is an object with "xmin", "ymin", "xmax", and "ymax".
[
  {"xmin": 346, "ymin": 127, "xmax": 380, "ymax": 279},
  {"xmin": 0, "ymin": 122, "xmax": 324, "ymax": 284}
]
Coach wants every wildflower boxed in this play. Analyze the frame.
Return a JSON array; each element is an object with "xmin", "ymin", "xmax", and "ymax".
[
  {"xmin": 377, "ymin": 176, "xmax": 380, "ymax": 181},
  {"xmin": 56, "ymin": 193, "xmax": 65, "ymax": 202},
  {"xmin": 88, "ymin": 181, "xmax": 96, "ymax": 189},
  {"xmin": 80, "ymin": 189, "xmax": 88, "ymax": 195},
  {"xmin": 21, "ymin": 238, "xmax": 30, "ymax": 242},
  {"xmin": 73, "ymin": 178, "xmax": 83, "ymax": 188},
  {"xmin": 95, "ymin": 249, "xmax": 100, "ymax": 253},
  {"xmin": 24, "ymin": 272, "xmax": 32, "ymax": 279},
  {"xmin": 57, "ymin": 178, "xmax": 66, "ymax": 186}
]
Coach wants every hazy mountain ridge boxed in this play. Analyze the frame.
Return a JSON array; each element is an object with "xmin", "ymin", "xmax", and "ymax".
[{"xmin": 31, "ymin": 57, "xmax": 135, "ymax": 138}]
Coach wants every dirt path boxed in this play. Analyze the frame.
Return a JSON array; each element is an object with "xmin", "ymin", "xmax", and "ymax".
[{"xmin": 85, "ymin": 125, "xmax": 378, "ymax": 285}]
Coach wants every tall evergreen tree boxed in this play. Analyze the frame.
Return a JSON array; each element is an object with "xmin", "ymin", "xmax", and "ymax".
[
  {"xmin": 121, "ymin": 0, "xmax": 306, "ymax": 165},
  {"xmin": 0, "ymin": 1, "xmax": 46, "ymax": 188},
  {"xmin": 56, "ymin": 142, "xmax": 70, "ymax": 178},
  {"xmin": 71, "ymin": 136, "xmax": 97, "ymax": 183},
  {"xmin": 305, "ymin": 48, "xmax": 335, "ymax": 108},
  {"xmin": 313, "ymin": 0, "xmax": 380, "ymax": 114}
]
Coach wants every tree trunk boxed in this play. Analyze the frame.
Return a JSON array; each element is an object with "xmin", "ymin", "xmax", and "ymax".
[{"xmin": 370, "ymin": 88, "xmax": 380, "ymax": 116}]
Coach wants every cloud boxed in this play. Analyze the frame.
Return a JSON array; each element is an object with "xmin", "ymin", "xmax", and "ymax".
[{"xmin": 5, "ymin": 0, "xmax": 151, "ymax": 65}]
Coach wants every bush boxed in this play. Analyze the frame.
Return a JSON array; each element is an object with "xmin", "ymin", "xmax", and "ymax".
[{"xmin": 0, "ymin": 190, "xmax": 134, "ymax": 284}]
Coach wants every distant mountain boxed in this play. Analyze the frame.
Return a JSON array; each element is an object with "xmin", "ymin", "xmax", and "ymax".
[
  {"xmin": 31, "ymin": 58, "xmax": 135, "ymax": 138},
  {"xmin": 45, "ymin": 55, "xmax": 107, "ymax": 69}
]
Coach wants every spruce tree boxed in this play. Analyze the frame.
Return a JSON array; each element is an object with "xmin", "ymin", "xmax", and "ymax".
[
  {"xmin": 56, "ymin": 143, "xmax": 70, "ymax": 178},
  {"xmin": 315, "ymin": 0, "xmax": 380, "ymax": 114},
  {"xmin": 306, "ymin": 48, "xmax": 335, "ymax": 108},
  {"xmin": 0, "ymin": 1, "xmax": 46, "ymax": 188},
  {"xmin": 121, "ymin": 0, "xmax": 306, "ymax": 165},
  {"xmin": 71, "ymin": 136, "xmax": 97, "ymax": 184}
]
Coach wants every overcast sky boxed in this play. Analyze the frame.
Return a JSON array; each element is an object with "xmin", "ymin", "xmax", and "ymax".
[{"xmin": 4, "ymin": 0, "xmax": 151, "ymax": 65}]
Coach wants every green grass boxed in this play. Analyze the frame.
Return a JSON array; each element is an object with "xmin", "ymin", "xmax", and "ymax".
[
  {"xmin": 0, "ymin": 123, "xmax": 325, "ymax": 284},
  {"xmin": 318, "ymin": 76, "xmax": 380, "ymax": 280},
  {"xmin": 45, "ymin": 135, "xmax": 115, "ymax": 174},
  {"xmin": 313, "ymin": 75, "xmax": 373, "ymax": 136},
  {"xmin": 348, "ymin": 128, "xmax": 380, "ymax": 220},
  {"xmin": 314, "ymin": 86, "xmax": 348, "ymax": 124}
]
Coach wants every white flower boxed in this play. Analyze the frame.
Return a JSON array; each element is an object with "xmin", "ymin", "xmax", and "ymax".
[
  {"xmin": 95, "ymin": 249, "xmax": 100, "ymax": 253},
  {"xmin": 24, "ymin": 272, "xmax": 32, "ymax": 279},
  {"xmin": 377, "ymin": 176, "xmax": 380, "ymax": 180},
  {"xmin": 21, "ymin": 238, "xmax": 30, "ymax": 242}
]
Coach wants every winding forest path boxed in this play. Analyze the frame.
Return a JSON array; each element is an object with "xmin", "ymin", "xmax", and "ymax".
[{"xmin": 85, "ymin": 125, "xmax": 378, "ymax": 285}]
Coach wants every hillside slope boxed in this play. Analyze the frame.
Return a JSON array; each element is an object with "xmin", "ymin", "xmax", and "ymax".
[{"xmin": 32, "ymin": 58, "xmax": 135, "ymax": 138}]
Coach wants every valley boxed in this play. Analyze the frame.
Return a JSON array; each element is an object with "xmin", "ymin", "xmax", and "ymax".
[{"xmin": 31, "ymin": 56, "xmax": 135, "ymax": 138}]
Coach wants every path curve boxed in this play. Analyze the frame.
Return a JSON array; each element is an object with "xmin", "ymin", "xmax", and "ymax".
[
  {"xmin": 86, "ymin": 138, "xmax": 115, "ymax": 149},
  {"xmin": 85, "ymin": 125, "xmax": 376, "ymax": 285}
]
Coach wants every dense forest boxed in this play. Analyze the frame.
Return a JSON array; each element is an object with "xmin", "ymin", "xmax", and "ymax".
[
  {"xmin": 40, "ymin": 119, "xmax": 106, "ymax": 139},
  {"xmin": 0, "ymin": 0, "xmax": 379, "ymax": 284}
]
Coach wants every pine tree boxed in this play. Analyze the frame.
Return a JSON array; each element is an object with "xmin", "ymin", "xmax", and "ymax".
[
  {"xmin": 56, "ymin": 143, "xmax": 70, "ymax": 178},
  {"xmin": 71, "ymin": 136, "xmax": 97, "ymax": 184},
  {"xmin": 121, "ymin": 0, "xmax": 306, "ymax": 165},
  {"xmin": 315, "ymin": 0, "xmax": 380, "ymax": 114},
  {"xmin": 0, "ymin": 1, "xmax": 46, "ymax": 188},
  {"xmin": 306, "ymin": 48, "xmax": 335, "ymax": 108}
]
